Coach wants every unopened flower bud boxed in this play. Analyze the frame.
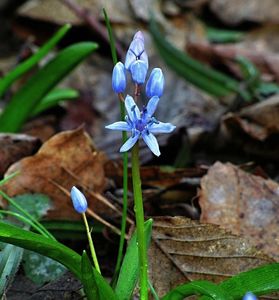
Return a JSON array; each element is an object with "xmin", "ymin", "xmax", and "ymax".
[
  {"xmin": 125, "ymin": 31, "xmax": 148, "ymax": 71},
  {"xmin": 243, "ymin": 292, "xmax": 257, "ymax": 300},
  {"xmin": 130, "ymin": 60, "xmax": 148, "ymax": 85},
  {"xmin": 71, "ymin": 186, "xmax": 88, "ymax": 213},
  {"xmin": 146, "ymin": 68, "xmax": 164, "ymax": 98},
  {"xmin": 112, "ymin": 62, "xmax": 126, "ymax": 93}
]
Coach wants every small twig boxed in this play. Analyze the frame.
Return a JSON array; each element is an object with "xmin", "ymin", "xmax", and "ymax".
[{"xmin": 60, "ymin": 0, "xmax": 125, "ymax": 58}]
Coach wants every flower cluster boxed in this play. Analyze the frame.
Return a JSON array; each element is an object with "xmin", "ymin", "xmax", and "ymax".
[{"xmin": 106, "ymin": 31, "xmax": 175, "ymax": 156}]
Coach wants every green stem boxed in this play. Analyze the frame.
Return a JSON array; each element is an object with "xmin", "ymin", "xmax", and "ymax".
[
  {"xmin": 103, "ymin": 8, "xmax": 129, "ymax": 285},
  {"xmin": 131, "ymin": 142, "xmax": 148, "ymax": 300},
  {"xmin": 0, "ymin": 210, "xmax": 51, "ymax": 238},
  {"xmin": 82, "ymin": 212, "xmax": 101, "ymax": 274},
  {"xmin": 0, "ymin": 190, "xmax": 55, "ymax": 240}
]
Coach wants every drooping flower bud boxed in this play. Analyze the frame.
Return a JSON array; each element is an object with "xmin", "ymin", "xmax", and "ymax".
[
  {"xmin": 146, "ymin": 68, "xmax": 164, "ymax": 98},
  {"xmin": 243, "ymin": 292, "xmax": 257, "ymax": 300},
  {"xmin": 71, "ymin": 186, "xmax": 88, "ymax": 213},
  {"xmin": 112, "ymin": 62, "xmax": 126, "ymax": 93},
  {"xmin": 130, "ymin": 60, "xmax": 148, "ymax": 85},
  {"xmin": 125, "ymin": 31, "xmax": 148, "ymax": 71}
]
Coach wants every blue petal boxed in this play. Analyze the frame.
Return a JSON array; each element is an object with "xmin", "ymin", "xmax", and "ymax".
[
  {"xmin": 148, "ymin": 121, "xmax": 176, "ymax": 133},
  {"xmin": 125, "ymin": 95, "xmax": 140, "ymax": 122},
  {"xmin": 133, "ymin": 31, "xmax": 144, "ymax": 42},
  {"xmin": 130, "ymin": 60, "xmax": 148, "ymax": 85},
  {"xmin": 146, "ymin": 68, "xmax": 164, "ymax": 98},
  {"xmin": 146, "ymin": 96, "xmax": 160, "ymax": 117},
  {"xmin": 71, "ymin": 186, "xmax": 88, "ymax": 214},
  {"xmin": 120, "ymin": 132, "xmax": 140, "ymax": 152},
  {"xmin": 112, "ymin": 62, "xmax": 126, "ymax": 93},
  {"xmin": 124, "ymin": 37, "xmax": 145, "ymax": 70},
  {"xmin": 142, "ymin": 132, "xmax": 160, "ymax": 156},
  {"xmin": 105, "ymin": 121, "xmax": 131, "ymax": 131},
  {"xmin": 243, "ymin": 292, "xmax": 257, "ymax": 300},
  {"xmin": 124, "ymin": 50, "xmax": 136, "ymax": 70}
]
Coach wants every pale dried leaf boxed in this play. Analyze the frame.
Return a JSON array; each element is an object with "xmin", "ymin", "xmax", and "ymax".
[
  {"xmin": 210, "ymin": 0, "xmax": 279, "ymax": 25},
  {"xmin": 149, "ymin": 216, "xmax": 273, "ymax": 298},
  {"xmin": 200, "ymin": 162, "xmax": 279, "ymax": 261}
]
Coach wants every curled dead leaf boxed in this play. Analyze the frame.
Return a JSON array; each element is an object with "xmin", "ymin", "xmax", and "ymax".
[{"xmin": 1, "ymin": 128, "xmax": 117, "ymax": 220}]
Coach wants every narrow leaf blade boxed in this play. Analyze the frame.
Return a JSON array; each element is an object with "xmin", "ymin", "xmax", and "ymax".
[
  {"xmin": 0, "ymin": 42, "xmax": 98, "ymax": 132},
  {"xmin": 115, "ymin": 219, "xmax": 153, "ymax": 300},
  {"xmin": 0, "ymin": 222, "xmax": 81, "ymax": 280},
  {"xmin": 0, "ymin": 24, "xmax": 71, "ymax": 97}
]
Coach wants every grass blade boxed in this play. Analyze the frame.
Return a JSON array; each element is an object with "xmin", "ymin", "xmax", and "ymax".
[
  {"xmin": 149, "ymin": 18, "xmax": 243, "ymax": 98},
  {"xmin": 0, "ymin": 222, "xmax": 82, "ymax": 280},
  {"xmin": 0, "ymin": 42, "xmax": 98, "ymax": 132},
  {"xmin": 115, "ymin": 219, "xmax": 153, "ymax": 300},
  {"xmin": 0, "ymin": 24, "xmax": 71, "ymax": 98},
  {"xmin": 31, "ymin": 88, "xmax": 79, "ymax": 116}
]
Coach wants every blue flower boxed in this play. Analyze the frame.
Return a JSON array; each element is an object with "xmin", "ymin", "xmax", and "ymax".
[
  {"xmin": 146, "ymin": 68, "xmax": 164, "ymax": 98},
  {"xmin": 125, "ymin": 31, "xmax": 148, "ymax": 71},
  {"xmin": 112, "ymin": 62, "xmax": 126, "ymax": 93},
  {"xmin": 71, "ymin": 186, "xmax": 88, "ymax": 213},
  {"xmin": 243, "ymin": 292, "xmax": 257, "ymax": 300},
  {"xmin": 106, "ymin": 95, "xmax": 175, "ymax": 156},
  {"xmin": 130, "ymin": 60, "xmax": 148, "ymax": 85}
]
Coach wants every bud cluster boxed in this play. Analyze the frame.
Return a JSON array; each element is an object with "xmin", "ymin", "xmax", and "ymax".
[{"xmin": 112, "ymin": 31, "xmax": 164, "ymax": 98}]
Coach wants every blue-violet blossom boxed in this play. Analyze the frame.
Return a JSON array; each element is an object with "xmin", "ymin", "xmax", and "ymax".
[
  {"xmin": 125, "ymin": 31, "xmax": 148, "ymax": 84},
  {"xmin": 71, "ymin": 186, "xmax": 88, "ymax": 214},
  {"xmin": 146, "ymin": 68, "xmax": 165, "ymax": 98},
  {"xmin": 112, "ymin": 62, "xmax": 126, "ymax": 93},
  {"xmin": 106, "ymin": 95, "xmax": 175, "ymax": 156},
  {"xmin": 243, "ymin": 292, "xmax": 257, "ymax": 300}
]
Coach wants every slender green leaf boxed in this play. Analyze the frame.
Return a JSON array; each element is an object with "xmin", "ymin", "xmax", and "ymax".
[
  {"xmin": 161, "ymin": 280, "xmax": 232, "ymax": 300},
  {"xmin": 0, "ymin": 24, "xmax": 71, "ymax": 98},
  {"xmin": 115, "ymin": 219, "xmax": 153, "ymax": 300},
  {"xmin": 206, "ymin": 27, "xmax": 244, "ymax": 43},
  {"xmin": 31, "ymin": 88, "xmax": 79, "ymax": 116},
  {"xmin": 199, "ymin": 263, "xmax": 279, "ymax": 300},
  {"xmin": 219, "ymin": 263, "xmax": 279, "ymax": 299},
  {"xmin": 81, "ymin": 251, "xmax": 99, "ymax": 300},
  {"xmin": 149, "ymin": 18, "xmax": 246, "ymax": 98},
  {"xmin": 103, "ymin": 8, "xmax": 118, "ymax": 65},
  {"xmin": 0, "ymin": 244, "xmax": 23, "ymax": 297},
  {"xmin": 0, "ymin": 222, "xmax": 82, "ymax": 280},
  {"xmin": 0, "ymin": 42, "xmax": 98, "ymax": 132},
  {"xmin": 91, "ymin": 264, "xmax": 119, "ymax": 300},
  {"xmin": 0, "ymin": 172, "xmax": 19, "ymax": 186}
]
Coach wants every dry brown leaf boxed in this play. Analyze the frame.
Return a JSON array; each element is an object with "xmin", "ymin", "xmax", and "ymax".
[
  {"xmin": 149, "ymin": 216, "xmax": 273, "ymax": 298},
  {"xmin": 199, "ymin": 162, "xmax": 279, "ymax": 261},
  {"xmin": 1, "ymin": 128, "xmax": 114, "ymax": 220},
  {"xmin": 17, "ymin": 0, "xmax": 132, "ymax": 25},
  {"xmin": 210, "ymin": 0, "xmax": 279, "ymax": 25},
  {"xmin": 223, "ymin": 95, "xmax": 279, "ymax": 141},
  {"xmin": 0, "ymin": 133, "xmax": 41, "ymax": 177}
]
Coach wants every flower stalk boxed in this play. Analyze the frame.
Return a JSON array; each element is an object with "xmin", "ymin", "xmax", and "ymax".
[
  {"xmin": 131, "ymin": 142, "xmax": 148, "ymax": 300},
  {"xmin": 82, "ymin": 212, "xmax": 101, "ymax": 274}
]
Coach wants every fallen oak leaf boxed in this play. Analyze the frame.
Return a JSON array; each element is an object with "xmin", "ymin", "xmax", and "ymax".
[
  {"xmin": 149, "ymin": 216, "xmax": 273, "ymax": 298},
  {"xmin": 1, "ymin": 128, "xmax": 121, "ymax": 223}
]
